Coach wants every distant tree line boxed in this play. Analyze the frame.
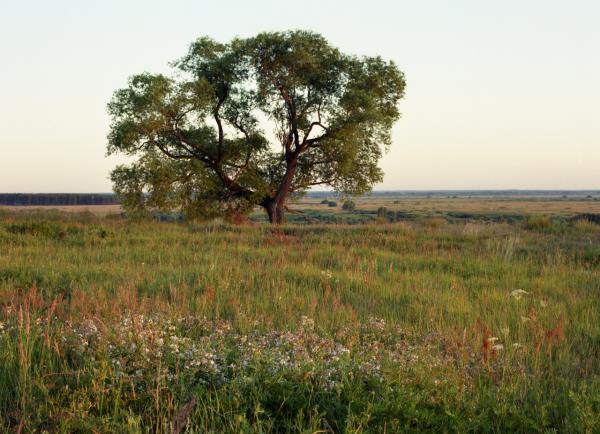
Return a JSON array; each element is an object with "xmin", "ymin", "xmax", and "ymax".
[{"xmin": 0, "ymin": 194, "xmax": 119, "ymax": 206}]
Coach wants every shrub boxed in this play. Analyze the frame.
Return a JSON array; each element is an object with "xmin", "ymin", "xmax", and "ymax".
[
  {"xmin": 573, "ymin": 219, "xmax": 598, "ymax": 232},
  {"xmin": 342, "ymin": 200, "xmax": 356, "ymax": 211},
  {"xmin": 5, "ymin": 221, "xmax": 80, "ymax": 239},
  {"xmin": 327, "ymin": 201, "xmax": 338, "ymax": 207},
  {"xmin": 377, "ymin": 207, "xmax": 388, "ymax": 218},
  {"xmin": 524, "ymin": 215, "xmax": 553, "ymax": 231},
  {"xmin": 572, "ymin": 213, "xmax": 600, "ymax": 225}
]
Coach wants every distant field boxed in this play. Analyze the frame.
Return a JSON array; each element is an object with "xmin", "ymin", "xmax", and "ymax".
[
  {"xmin": 0, "ymin": 209, "xmax": 599, "ymax": 432},
  {"xmin": 292, "ymin": 197, "xmax": 600, "ymax": 215},
  {"xmin": 4, "ymin": 197, "xmax": 600, "ymax": 221},
  {"xmin": 0, "ymin": 204, "xmax": 122, "ymax": 216}
]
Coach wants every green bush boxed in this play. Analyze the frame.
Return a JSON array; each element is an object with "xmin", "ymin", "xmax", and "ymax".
[
  {"xmin": 5, "ymin": 221, "xmax": 81, "ymax": 240},
  {"xmin": 342, "ymin": 200, "xmax": 356, "ymax": 211},
  {"xmin": 377, "ymin": 207, "xmax": 388, "ymax": 218},
  {"xmin": 524, "ymin": 215, "xmax": 553, "ymax": 231}
]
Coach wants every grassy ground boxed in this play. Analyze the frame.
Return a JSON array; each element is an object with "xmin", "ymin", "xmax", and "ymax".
[
  {"xmin": 3, "ymin": 196, "xmax": 600, "ymax": 219},
  {"xmin": 0, "ymin": 206, "xmax": 599, "ymax": 432},
  {"xmin": 0, "ymin": 204, "xmax": 122, "ymax": 216},
  {"xmin": 291, "ymin": 197, "xmax": 600, "ymax": 215}
]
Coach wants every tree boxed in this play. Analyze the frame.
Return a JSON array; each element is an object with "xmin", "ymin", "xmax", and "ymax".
[{"xmin": 107, "ymin": 31, "xmax": 406, "ymax": 224}]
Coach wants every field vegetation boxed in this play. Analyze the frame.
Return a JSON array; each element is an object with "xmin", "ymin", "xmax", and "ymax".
[{"xmin": 0, "ymin": 202, "xmax": 599, "ymax": 432}]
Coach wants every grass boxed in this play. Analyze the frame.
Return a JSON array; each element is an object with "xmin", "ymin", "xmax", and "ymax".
[
  {"xmin": 290, "ymin": 197, "xmax": 600, "ymax": 217},
  {"xmin": 0, "ymin": 207, "xmax": 599, "ymax": 432}
]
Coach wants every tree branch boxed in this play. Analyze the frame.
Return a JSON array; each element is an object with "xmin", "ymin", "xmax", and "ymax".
[
  {"xmin": 300, "ymin": 121, "xmax": 329, "ymax": 150},
  {"xmin": 289, "ymin": 178, "xmax": 336, "ymax": 192},
  {"xmin": 278, "ymin": 86, "xmax": 300, "ymax": 154},
  {"xmin": 214, "ymin": 97, "xmax": 226, "ymax": 161},
  {"xmin": 152, "ymin": 141, "xmax": 195, "ymax": 160}
]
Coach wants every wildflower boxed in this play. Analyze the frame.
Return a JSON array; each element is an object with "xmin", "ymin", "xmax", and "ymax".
[
  {"xmin": 501, "ymin": 327, "xmax": 510, "ymax": 336},
  {"xmin": 510, "ymin": 289, "xmax": 529, "ymax": 300},
  {"xmin": 300, "ymin": 316, "xmax": 315, "ymax": 331},
  {"xmin": 540, "ymin": 299, "xmax": 548, "ymax": 308},
  {"xmin": 512, "ymin": 343, "xmax": 522, "ymax": 348},
  {"xmin": 321, "ymin": 270, "xmax": 333, "ymax": 279},
  {"xmin": 367, "ymin": 316, "xmax": 386, "ymax": 331},
  {"xmin": 491, "ymin": 344, "xmax": 504, "ymax": 351}
]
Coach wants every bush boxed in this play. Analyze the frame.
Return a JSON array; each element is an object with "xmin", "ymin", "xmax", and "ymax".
[
  {"xmin": 375, "ymin": 207, "xmax": 404, "ymax": 223},
  {"xmin": 342, "ymin": 200, "xmax": 356, "ymax": 211},
  {"xmin": 524, "ymin": 215, "xmax": 553, "ymax": 231},
  {"xmin": 320, "ymin": 199, "xmax": 330, "ymax": 205},
  {"xmin": 5, "ymin": 221, "xmax": 80, "ymax": 240},
  {"xmin": 327, "ymin": 201, "xmax": 338, "ymax": 207},
  {"xmin": 573, "ymin": 219, "xmax": 598, "ymax": 233},
  {"xmin": 571, "ymin": 213, "xmax": 600, "ymax": 225}
]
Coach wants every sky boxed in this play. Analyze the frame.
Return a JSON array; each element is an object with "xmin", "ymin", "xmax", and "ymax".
[{"xmin": 0, "ymin": 0, "xmax": 598, "ymax": 192}]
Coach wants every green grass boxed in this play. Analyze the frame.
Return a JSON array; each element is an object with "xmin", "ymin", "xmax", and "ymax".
[{"xmin": 0, "ymin": 211, "xmax": 599, "ymax": 432}]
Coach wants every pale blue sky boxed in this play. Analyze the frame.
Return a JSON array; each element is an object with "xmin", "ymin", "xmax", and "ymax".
[{"xmin": 0, "ymin": 0, "xmax": 598, "ymax": 192}]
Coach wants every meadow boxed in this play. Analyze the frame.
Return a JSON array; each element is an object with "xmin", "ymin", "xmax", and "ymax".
[{"xmin": 0, "ymin": 202, "xmax": 599, "ymax": 432}]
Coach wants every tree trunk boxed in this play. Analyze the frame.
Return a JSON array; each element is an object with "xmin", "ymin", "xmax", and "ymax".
[
  {"xmin": 265, "ymin": 201, "xmax": 276, "ymax": 224},
  {"xmin": 263, "ymin": 152, "xmax": 298, "ymax": 224},
  {"xmin": 276, "ymin": 204, "xmax": 285, "ymax": 224},
  {"xmin": 264, "ymin": 199, "xmax": 285, "ymax": 224}
]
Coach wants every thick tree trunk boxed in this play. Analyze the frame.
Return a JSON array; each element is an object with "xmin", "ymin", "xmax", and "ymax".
[
  {"xmin": 264, "ymin": 199, "xmax": 285, "ymax": 224},
  {"xmin": 263, "ymin": 150, "xmax": 299, "ymax": 224},
  {"xmin": 275, "ymin": 205, "xmax": 285, "ymax": 224},
  {"xmin": 265, "ymin": 201, "xmax": 276, "ymax": 224}
]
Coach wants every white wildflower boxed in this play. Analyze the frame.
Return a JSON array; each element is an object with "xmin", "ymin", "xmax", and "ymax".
[
  {"xmin": 510, "ymin": 289, "xmax": 529, "ymax": 300},
  {"xmin": 321, "ymin": 270, "xmax": 333, "ymax": 279},
  {"xmin": 300, "ymin": 316, "xmax": 315, "ymax": 331}
]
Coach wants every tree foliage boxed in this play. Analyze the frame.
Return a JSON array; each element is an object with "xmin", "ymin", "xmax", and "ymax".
[{"xmin": 107, "ymin": 31, "xmax": 406, "ymax": 223}]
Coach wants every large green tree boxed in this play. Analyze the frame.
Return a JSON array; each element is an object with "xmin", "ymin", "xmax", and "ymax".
[{"xmin": 107, "ymin": 31, "xmax": 405, "ymax": 223}]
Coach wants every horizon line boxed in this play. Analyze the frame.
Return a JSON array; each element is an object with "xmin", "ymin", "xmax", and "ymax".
[{"xmin": 1, "ymin": 189, "xmax": 600, "ymax": 195}]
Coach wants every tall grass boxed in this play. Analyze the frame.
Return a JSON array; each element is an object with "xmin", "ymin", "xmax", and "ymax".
[{"xmin": 0, "ymin": 211, "xmax": 599, "ymax": 432}]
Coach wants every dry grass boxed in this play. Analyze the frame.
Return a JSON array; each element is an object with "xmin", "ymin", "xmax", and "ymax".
[
  {"xmin": 4, "ymin": 198, "xmax": 600, "ymax": 219},
  {"xmin": 0, "ymin": 204, "xmax": 122, "ymax": 216},
  {"xmin": 291, "ymin": 197, "xmax": 600, "ymax": 216}
]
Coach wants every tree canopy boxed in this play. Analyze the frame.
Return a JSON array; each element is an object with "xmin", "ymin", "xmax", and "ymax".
[{"xmin": 107, "ymin": 31, "xmax": 406, "ymax": 223}]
